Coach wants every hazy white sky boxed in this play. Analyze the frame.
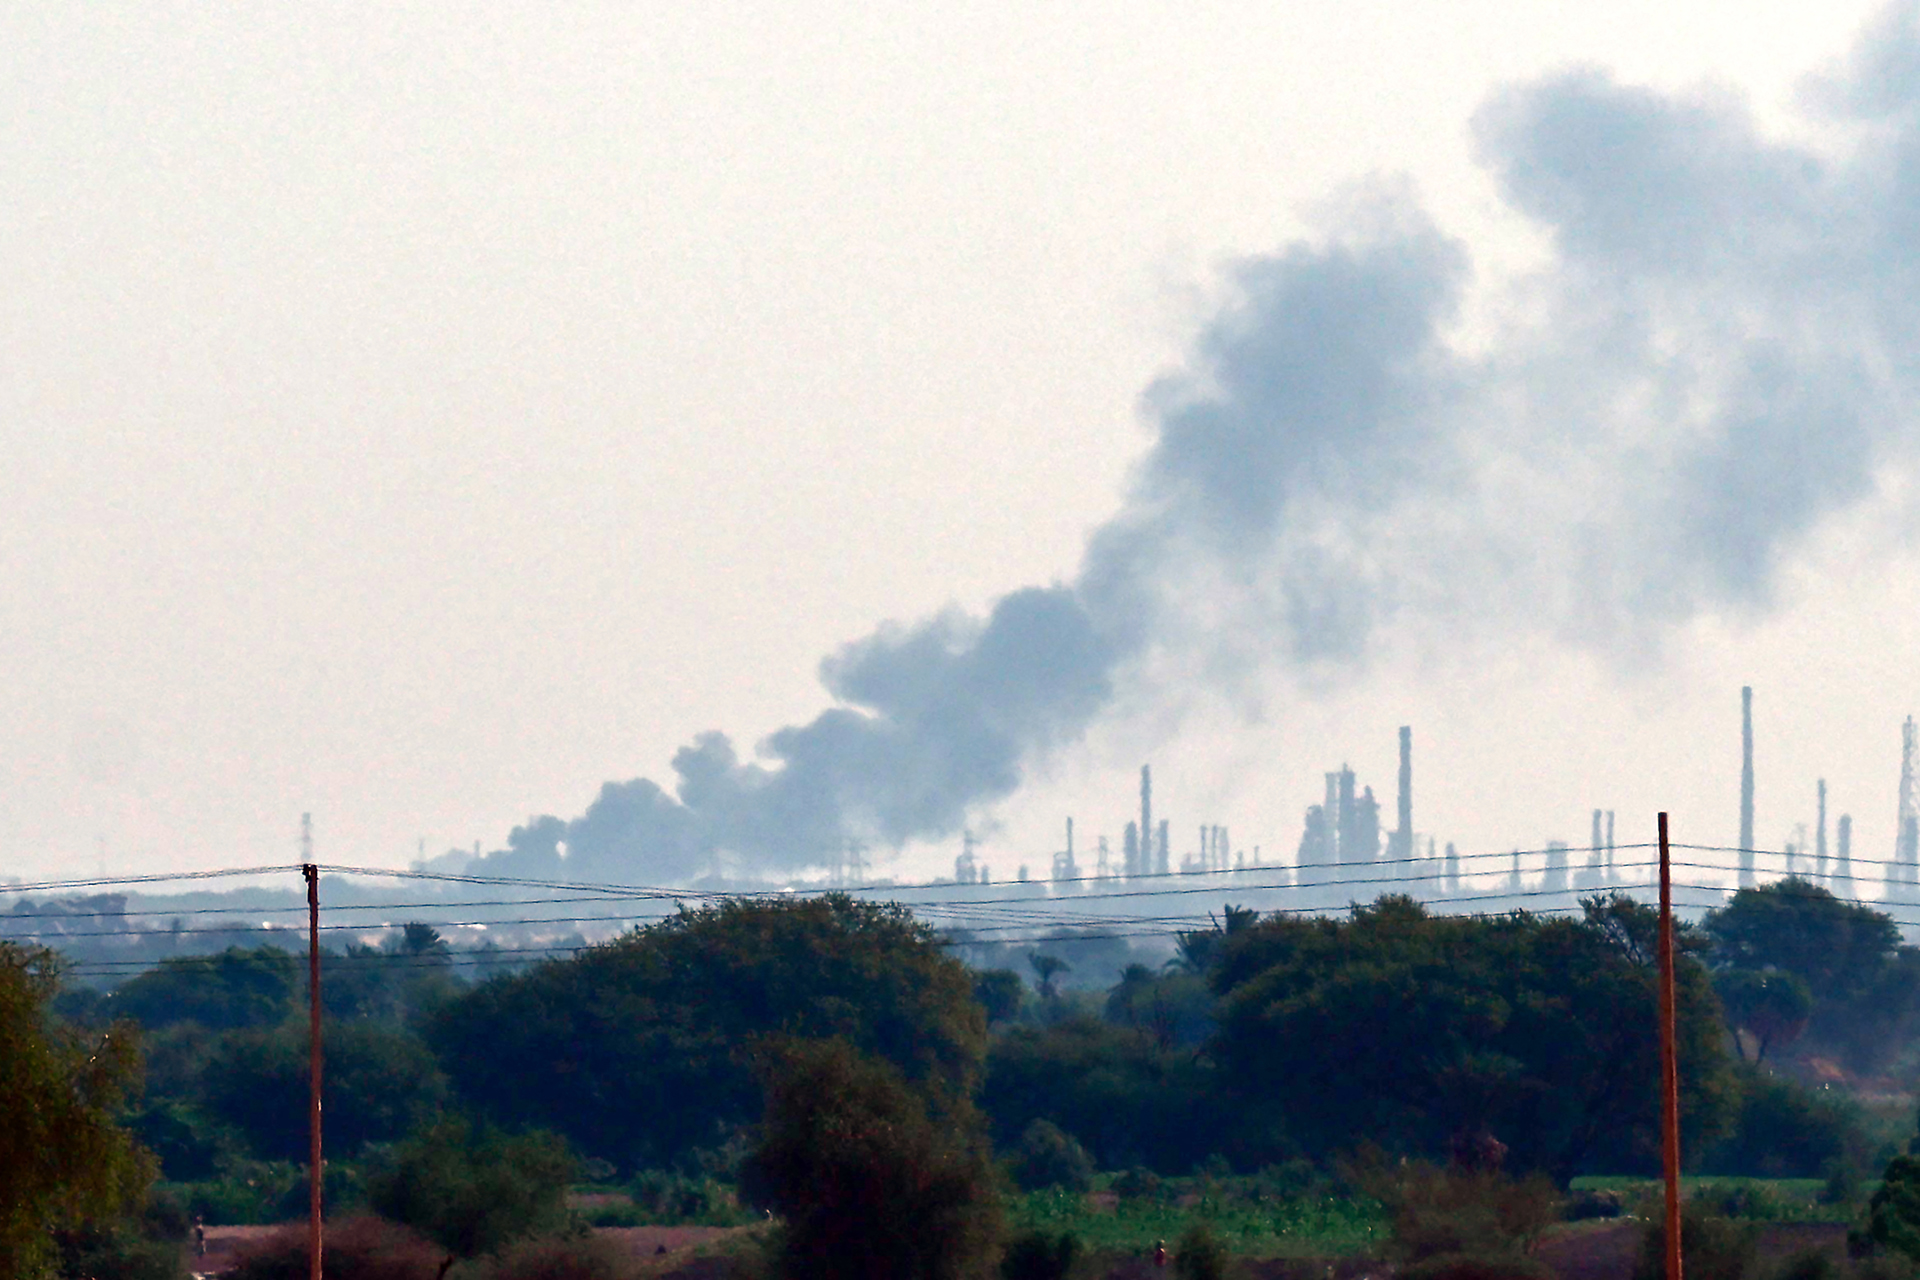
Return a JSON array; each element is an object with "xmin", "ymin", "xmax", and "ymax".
[{"xmin": 5, "ymin": 2, "xmax": 1914, "ymax": 886}]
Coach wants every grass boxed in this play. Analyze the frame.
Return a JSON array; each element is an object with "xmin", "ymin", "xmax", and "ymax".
[
  {"xmin": 1006, "ymin": 1185, "xmax": 1385, "ymax": 1258},
  {"xmin": 1568, "ymin": 1176, "xmax": 1858, "ymax": 1222}
]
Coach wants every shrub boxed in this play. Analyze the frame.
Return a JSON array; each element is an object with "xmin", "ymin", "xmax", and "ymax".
[
  {"xmin": 1007, "ymin": 1121, "xmax": 1094, "ymax": 1194},
  {"xmin": 1631, "ymin": 1207, "xmax": 1757, "ymax": 1280},
  {"xmin": 170, "ymin": 1160, "xmax": 307, "ymax": 1225},
  {"xmin": 1173, "ymin": 1223, "xmax": 1229, "ymax": 1280},
  {"xmin": 1564, "ymin": 1188, "xmax": 1625, "ymax": 1221},
  {"xmin": 1705, "ymin": 1071, "xmax": 1866, "ymax": 1179},
  {"xmin": 365, "ymin": 1120, "xmax": 575, "ymax": 1258},
  {"xmin": 1111, "ymin": 1167, "xmax": 1164, "ymax": 1204},
  {"xmin": 626, "ymin": 1169, "xmax": 750, "ymax": 1225},
  {"xmin": 1000, "ymin": 1230, "xmax": 1078, "ymax": 1280},
  {"xmin": 1351, "ymin": 1159, "xmax": 1560, "ymax": 1264},
  {"xmin": 1773, "ymin": 1249, "xmax": 1841, "ymax": 1280},
  {"xmin": 222, "ymin": 1215, "xmax": 448, "ymax": 1280},
  {"xmin": 741, "ymin": 1038, "xmax": 1002, "ymax": 1280},
  {"xmin": 1870, "ymin": 1155, "xmax": 1920, "ymax": 1263},
  {"xmin": 52, "ymin": 1221, "xmax": 188, "ymax": 1280}
]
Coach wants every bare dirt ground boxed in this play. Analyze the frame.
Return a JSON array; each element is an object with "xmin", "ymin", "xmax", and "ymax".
[
  {"xmin": 1532, "ymin": 1219, "xmax": 1848, "ymax": 1280},
  {"xmin": 600, "ymin": 1224, "xmax": 747, "ymax": 1259},
  {"xmin": 189, "ymin": 1222, "xmax": 750, "ymax": 1276}
]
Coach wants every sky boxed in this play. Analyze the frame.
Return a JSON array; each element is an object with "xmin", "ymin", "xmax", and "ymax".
[{"xmin": 6, "ymin": 1, "xmax": 1920, "ymax": 889}]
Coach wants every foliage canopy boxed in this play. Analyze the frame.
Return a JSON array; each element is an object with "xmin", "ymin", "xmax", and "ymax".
[
  {"xmin": 0, "ymin": 943, "xmax": 154, "ymax": 1279},
  {"xmin": 429, "ymin": 893, "xmax": 986, "ymax": 1167}
]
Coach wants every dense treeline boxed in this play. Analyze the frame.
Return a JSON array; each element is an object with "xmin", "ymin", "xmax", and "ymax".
[{"xmin": 14, "ymin": 880, "xmax": 1920, "ymax": 1276}]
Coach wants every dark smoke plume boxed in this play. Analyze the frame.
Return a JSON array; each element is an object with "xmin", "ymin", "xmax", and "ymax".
[{"xmin": 470, "ymin": 6, "xmax": 1920, "ymax": 883}]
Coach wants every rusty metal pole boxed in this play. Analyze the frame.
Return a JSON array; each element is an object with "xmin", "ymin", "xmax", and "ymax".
[
  {"xmin": 304, "ymin": 863, "xmax": 323, "ymax": 1280},
  {"xmin": 1658, "ymin": 814, "xmax": 1683, "ymax": 1280}
]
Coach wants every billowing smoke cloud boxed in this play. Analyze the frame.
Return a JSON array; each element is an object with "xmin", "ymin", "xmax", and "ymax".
[{"xmin": 471, "ymin": 5, "xmax": 1920, "ymax": 884}]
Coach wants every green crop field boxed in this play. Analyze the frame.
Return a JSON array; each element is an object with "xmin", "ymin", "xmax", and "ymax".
[{"xmin": 1006, "ymin": 1186, "xmax": 1386, "ymax": 1257}]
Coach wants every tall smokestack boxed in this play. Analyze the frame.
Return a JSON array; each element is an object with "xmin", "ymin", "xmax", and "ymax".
[
  {"xmin": 1898, "ymin": 719, "xmax": 1918, "ymax": 893},
  {"xmin": 1324, "ymin": 772, "xmax": 1340, "ymax": 864},
  {"xmin": 1140, "ymin": 764, "xmax": 1153, "ymax": 880},
  {"xmin": 1605, "ymin": 811, "xmax": 1615, "ymax": 876},
  {"xmin": 1816, "ymin": 779, "xmax": 1828, "ymax": 882},
  {"xmin": 1337, "ymin": 766, "xmax": 1357, "ymax": 865},
  {"xmin": 1155, "ymin": 819, "xmax": 1170, "ymax": 876},
  {"xmin": 1393, "ymin": 725, "xmax": 1413, "ymax": 865},
  {"xmin": 1740, "ymin": 686, "xmax": 1755, "ymax": 888},
  {"xmin": 1836, "ymin": 814, "xmax": 1854, "ymax": 898}
]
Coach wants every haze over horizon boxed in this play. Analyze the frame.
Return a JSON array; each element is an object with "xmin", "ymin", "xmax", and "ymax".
[{"xmin": 10, "ymin": 3, "xmax": 1920, "ymax": 889}]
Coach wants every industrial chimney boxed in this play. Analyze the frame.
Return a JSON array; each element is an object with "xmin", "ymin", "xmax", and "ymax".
[
  {"xmin": 1140, "ymin": 765, "xmax": 1153, "ymax": 880},
  {"xmin": 1392, "ymin": 726, "xmax": 1413, "ymax": 867},
  {"xmin": 1739, "ymin": 686, "xmax": 1755, "ymax": 888}
]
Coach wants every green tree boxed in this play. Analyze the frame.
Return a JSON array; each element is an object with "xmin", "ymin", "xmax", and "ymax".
[
  {"xmin": 1027, "ymin": 954, "xmax": 1069, "ymax": 1001},
  {"xmin": 972, "ymin": 969, "xmax": 1026, "ymax": 1025},
  {"xmin": 1210, "ymin": 894, "xmax": 1734, "ymax": 1179},
  {"xmin": 198, "ymin": 1020, "xmax": 448, "ymax": 1161},
  {"xmin": 1714, "ymin": 969, "xmax": 1813, "ymax": 1064},
  {"xmin": 741, "ymin": 1038, "xmax": 1002, "ymax": 1280},
  {"xmin": 1703, "ymin": 879, "xmax": 1918, "ymax": 1072},
  {"xmin": 365, "ymin": 1119, "xmax": 575, "ymax": 1258},
  {"xmin": 981, "ymin": 1017, "xmax": 1278, "ymax": 1173},
  {"xmin": 109, "ymin": 946, "xmax": 299, "ymax": 1030},
  {"xmin": 0, "ymin": 943, "xmax": 154, "ymax": 1279},
  {"xmin": 1005, "ymin": 1119, "xmax": 1093, "ymax": 1193},
  {"xmin": 429, "ymin": 894, "xmax": 986, "ymax": 1168},
  {"xmin": 1869, "ymin": 1155, "xmax": 1920, "ymax": 1262},
  {"xmin": 1703, "ymin": 879, "xmax": 1898, "ymax": 1004}
]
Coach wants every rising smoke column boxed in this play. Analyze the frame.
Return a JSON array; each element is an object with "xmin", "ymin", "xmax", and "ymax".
[{"xmin": 480, "ymin": 4, "xmax": 1920, "ymax": 883}]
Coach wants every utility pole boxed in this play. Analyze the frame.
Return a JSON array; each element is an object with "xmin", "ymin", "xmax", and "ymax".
[
  {"xmin": 303, "ymin": 859, "xmax": 323, "ymax": 1280},
  {"xmin": 1658, "ymin": 813, "xmax": 1682, "ymax": 1280}
]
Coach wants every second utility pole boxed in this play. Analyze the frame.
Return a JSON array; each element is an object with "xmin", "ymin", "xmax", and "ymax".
[
  {"xmin": 304, "ymin": 861, "xmax": 324, "ymax": 1280},
  {"xmin": 1658, "ymin": 813, "xmax": 1682, "ymax": 1280}
]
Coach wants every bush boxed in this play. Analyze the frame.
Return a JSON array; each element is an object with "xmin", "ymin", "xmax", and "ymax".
[
  {"xmin": 625, "ymin": 1170, "xmax": 750, "ymax": 1225},
  {"xmin": 459, "ymin": 1234, "xmax": 640, "ymax": 1280},
  {"xmin": 1111, "ymin": 1167, "xmax": 1164, "ymax": 1204},
  {"xmin": 1773, "ymin": 1249, "xmax": 1841, "ymax": 1280},
  {"xmin": 1352, "ymin": 1159, "xmax": 1560, "ymax": 1264},
  {"xmin": 1705, "ymin": 1071, "xmax": 1865, "ymax": 1179},
  {"xmin": 222, "ymin": 1215, "xmax": 448, "ymax": 1280},
  {"xmin": 52, "ymin": 1221, "xmax": 188, "ymax": 1280},
  {"xmin": 1173, "ymin": 1223, "xmax": 1229, "ymax": 1280},
  {"xmin": 741, "ymin": 1038, "xmax": 1003, "ymax": 1280},
  {"xmin": 1631, "ymin": 1207, "xmax": 1757, "ymax": 1280},
  {"xmin": 1564, "ymin": 1189, "xmax": 1625, "ymax": 1221},
  {"xmin": 1000, "ymin": 1230, "xmax": 1078, "ymax": 1280},
  {"xmin": 1007, "ymin": 1121, "xmax": 1094, "ymax": 1194},
  {"xmin": 169, "ymin": 1161, "xmax": 307, "ymax": 1225},
  {"xmin": 1870, "ymin": 1155, "xmax": 1920, "ymax": 1262},
  {"xmin": 366, "ymin": 1120, "xmax": 575, "ymax": 1258}
]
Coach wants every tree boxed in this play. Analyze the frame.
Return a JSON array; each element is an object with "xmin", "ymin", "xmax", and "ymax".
[
  {"xmin": 1027, "ymin": 954, "xmax": 1069, "ymax": 1001},
  {"xmin": 1209, "ymin": 894, "xmax": 1735, "ymax": 1179},
  {"xmin": 1869, "ymin": 1155, "xmax": 1920, "ymax": 1263},
  {"xmin": 980, "ymin": 1017, "xmax": 1280, "ymax": 1173},
  {"xmin": 365, "ymin": 1119, "xmax": 575, "ymax": 1258},
  {"xmin": 1714, "ymin": 970, "xmax": 1813, "ymax": 1064},
  {"xmin": 429, "ymin": 894, "xmax": 986, "ymax": 1168},
  {"xmin": 972, "ymin": 969, "xmax": 1025, "ymax": 1025},
  {"xmin": 1702, "ymin": 879, "xmax": 1899, "ymax": 1005},
  {"xmin": 108, "ymin": 946, "xmax": 299, "ymax": 1030},
  {"xmin": 1170, "ymin": 904, "xmax": 1259, "ymax": 974},
  {"xmin": 198, "ymin": 1019, "xmax": 449, "ymax": 1160},
  {"xmin": 741, "ymin": 1039, "xmax": 1002, "ymax": 1280},
  {"xmin": 0, "ymin": 943, "xmax": 153, "ymax": 1279},
  {"xmin": 1703, "ymin": 879, "xmax": 1917, "ymax": 1072}
]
